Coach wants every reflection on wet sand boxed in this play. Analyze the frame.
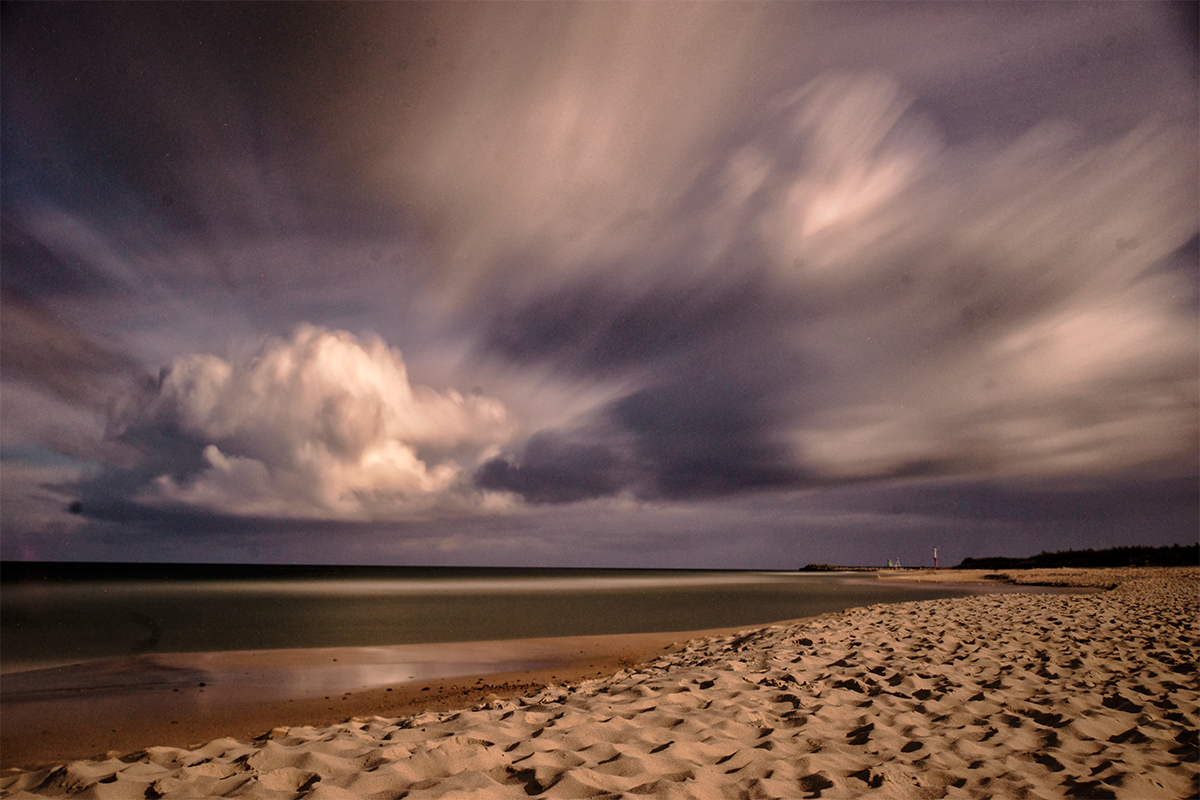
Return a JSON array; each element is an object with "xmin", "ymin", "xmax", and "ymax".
[{"xmin": 1, "ymin": 629, "xmax": 740, "ymax": 770}]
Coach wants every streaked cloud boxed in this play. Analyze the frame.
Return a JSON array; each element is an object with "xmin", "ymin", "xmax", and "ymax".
[
  {"xmin": 1, "ymin": 1, "xmax": 1194, "ymax": 564},
  {"xmin": 461, "ymin": 71, "xmax": 1197, "ymax": 499}
]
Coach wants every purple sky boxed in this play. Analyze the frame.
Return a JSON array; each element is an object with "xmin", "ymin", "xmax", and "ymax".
[{"xmin": 2, "ymin": 2, "xmax": 1196, "ymax": 568}]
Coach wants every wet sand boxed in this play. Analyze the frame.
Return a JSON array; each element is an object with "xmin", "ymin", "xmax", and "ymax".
[{"xmin": 1, "ymin": 626, "xmax": 758, "ymax": 772}]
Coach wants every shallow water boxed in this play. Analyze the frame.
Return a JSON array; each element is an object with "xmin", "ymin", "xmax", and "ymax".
[{"xmin": 0, "ymin": 567, "xmax": 1039, "ymax": 672}]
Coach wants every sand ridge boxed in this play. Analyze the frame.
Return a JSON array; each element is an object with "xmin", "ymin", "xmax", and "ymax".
[{"xmin": 2, "ymin": 567, "xmax": 1196, "ymax": 799}]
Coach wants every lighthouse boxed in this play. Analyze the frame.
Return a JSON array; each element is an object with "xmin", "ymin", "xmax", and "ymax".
[{"xmin": 933, "ymin": 547, "xmax": 938, "ymax": 569}]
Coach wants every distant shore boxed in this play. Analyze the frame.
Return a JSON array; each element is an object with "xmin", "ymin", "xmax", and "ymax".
[{"xmin": 3, "ymin": 566, "xmax": 1195, "ymax": 799}]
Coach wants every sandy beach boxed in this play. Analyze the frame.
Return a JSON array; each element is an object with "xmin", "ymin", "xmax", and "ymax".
[{"xmin": 2, "ymin": 567, "xmax": 1196, "ymax": 799}]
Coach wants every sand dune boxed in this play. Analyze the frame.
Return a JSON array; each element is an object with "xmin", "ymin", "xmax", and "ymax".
[{"xmin": 3, "ymin": 567, "xmax": 1196, "ymax": 799}]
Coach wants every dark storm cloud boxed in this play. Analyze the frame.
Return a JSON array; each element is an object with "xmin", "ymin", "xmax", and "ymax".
[
  {"xmin": 476, "ymin": 431, "xmax": 631, "ymax": 505},
  {"xmin": 477, "ymin": 360, "xmax": 808, "ymax": 504},
  {"xmin": 478, "ymin": 276, "xmax": 776, "ymax": 378},
  {"xmin": 473, "ymin": 268, "xmax": 818, "ymax": 501},
  {"xmin": 607, "ymin": 373, "xmax": 806, "ymax": 499}
]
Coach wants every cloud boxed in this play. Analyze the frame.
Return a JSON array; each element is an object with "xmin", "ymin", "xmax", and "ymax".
[
  {"xmin": 472, "ymin": 274, "xmax": 813, "ymax": 502},
  {"xmin": 478, "ymin": 277, "xmax": 775, "ymax": 379},
  {"xmin": 467, "ymin": 68, "xmax": 1197, "ymax": 504},
  {"xmin": 4, "ymin": 1, "xmax": 1196, "ymax": 559},
  {"xmin": 35, "ymin": 472, "xmax": 1195, "ymax": 568},
  {"xmin": 755, "ymin": 80, "xmax": 1198, "ymax": 480},
  {"xmin": 472, "ymin": 352, "xmax": 810, "ymax": 504},
  {"xmin": 476, "ymin": 431, "xmax": 632, "ymax": 505},
  {"xmin": 607, "ymin": 373, "xmax": 806, "ymax": 500},
  {"xmin": 474, "ymin": 389, "xmax": 809, "ymax": 505},
  {"xmin": 0, "ymin": 289, "xmax": 146, "ymax": 409},
  {"xmin": 338, "ymin": 2, "xmax": 780, "ymax": 296},
  {"xmin": 91, "ymin": 326, "xmax": 514, "ymax": 520}
]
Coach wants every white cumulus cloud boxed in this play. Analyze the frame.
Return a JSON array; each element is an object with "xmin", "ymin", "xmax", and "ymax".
[{"xmin": 134, "ymin": 326, "xmax": 514, "ymax": 519}]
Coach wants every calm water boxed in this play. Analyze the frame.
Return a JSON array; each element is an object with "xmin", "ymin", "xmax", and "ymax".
[{"xmin": 1, "ymin": 567, "xmax": 1028, "ymax": 673}]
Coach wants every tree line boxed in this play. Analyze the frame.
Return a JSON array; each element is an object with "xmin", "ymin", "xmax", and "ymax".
[{"xmin": 955, "ymin": 543, "xmax": 1198, "ymax": 570}]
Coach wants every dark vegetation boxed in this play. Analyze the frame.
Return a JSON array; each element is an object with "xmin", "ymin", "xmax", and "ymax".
[
  {"xmin": 799, "ymin": 564, "xmax": 877, "ymax": 572},
  {"xmin": 955, "ymin": 544, "xmax": 1198, "ymax": 570}
]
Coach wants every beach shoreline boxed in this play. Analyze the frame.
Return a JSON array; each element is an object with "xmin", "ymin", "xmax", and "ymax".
[
  {"xmin": 3, "ymin": 567, "xmax": 1196, "ymax": 798},
  {"xmin": 0, "ymin": 569, "xmax": 1076, "ymax": 770},
  {"xmin": 0, "ymin": 625, "xmax": 765, "ymax": 773}
]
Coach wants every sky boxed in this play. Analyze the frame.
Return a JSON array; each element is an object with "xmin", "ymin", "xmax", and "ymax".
[{"xmin": 1, "ymin": 1, "xmax": 1197, "ymax": 569}]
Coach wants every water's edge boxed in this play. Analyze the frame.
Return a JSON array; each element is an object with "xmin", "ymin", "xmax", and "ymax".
[{"xmin": 1, "ymin": 564, "xmax": 1064, "ymax": 673}]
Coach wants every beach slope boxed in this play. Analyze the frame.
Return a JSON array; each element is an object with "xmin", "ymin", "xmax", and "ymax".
[{"xmin": 2, "ymin": 567, "xmax": 1196, "ymax": 799}]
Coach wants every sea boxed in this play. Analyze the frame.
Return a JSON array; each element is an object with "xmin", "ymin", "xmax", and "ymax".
[{"xmin": 0, "ymin": 563, "xmax": 1053, "ymax": 674}]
